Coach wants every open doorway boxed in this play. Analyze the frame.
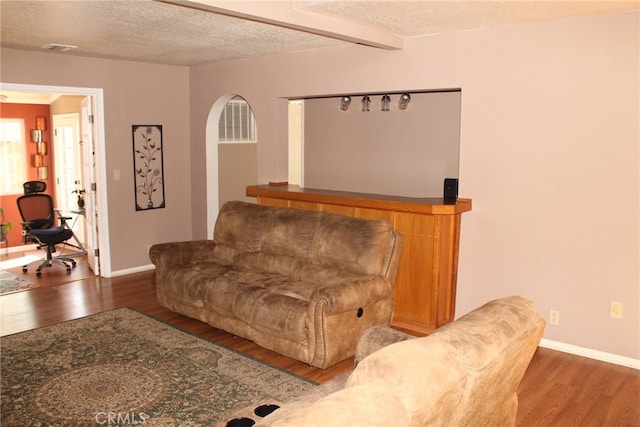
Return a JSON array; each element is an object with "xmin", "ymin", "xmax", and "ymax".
[
  {"xmin": 205, "ymin": 94, "xmax": 258, "ymax": 239},
  {"xmin": 0, "ymin": 82, "xmax": 110, "ymax": 276}
]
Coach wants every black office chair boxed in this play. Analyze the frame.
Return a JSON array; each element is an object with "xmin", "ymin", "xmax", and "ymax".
[
  {"xmin": 23, "ymin": 180, "xmax": 47, "ymax": 195},
  {"xmin": 16, "ymin": 193, "xmax": 77, "ymax": 276}
]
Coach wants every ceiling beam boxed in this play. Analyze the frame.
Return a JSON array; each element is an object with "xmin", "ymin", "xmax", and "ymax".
[{"xmin": 157, "ymin": 0, "xmax": 404, "ymax": 50}]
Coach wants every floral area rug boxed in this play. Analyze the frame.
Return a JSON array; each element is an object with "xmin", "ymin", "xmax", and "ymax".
[
  {"xmin": 0, "ymin": 270, "xmax": 38, "ymax": 295},
  {"xmin": 0, "ymin": 308, "xmax": 317, "ymax": 426}
]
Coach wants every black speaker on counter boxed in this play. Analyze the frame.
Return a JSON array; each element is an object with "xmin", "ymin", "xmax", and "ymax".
[{"xmin": 443, "ymin": 178, "xmax": 459, "ymax": 203}]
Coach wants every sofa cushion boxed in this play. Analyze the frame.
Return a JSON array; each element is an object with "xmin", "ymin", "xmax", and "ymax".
[
  {"xmin": 213, "ymin": 200, "xmax": 272, "ymax": 252},
  {"xmin": 202, "ymin": 270, "xmax": 317, "ymax": 342},
  {"xmin": 308, "ymin": 212, "xmax": 398, "ymax": 276},
  {"xmin": 247, "ymin": 292, "xmax": 310, "ymax": 341},
  {"xmin": 234, "ymin": 252, "xmax": 306, "ymax": 278},
  {"xmin": 160, "ymin": 259, "xmax": 232, "ymax": 305},
  {"xmin": 262, "ymin": 207, "xmax": 320, "ymax": 258}
]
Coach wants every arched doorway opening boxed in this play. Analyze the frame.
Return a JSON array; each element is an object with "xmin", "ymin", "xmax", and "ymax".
[{"xmin": 205, "ymin": 95, "xmax": 257, "ymax": 239}]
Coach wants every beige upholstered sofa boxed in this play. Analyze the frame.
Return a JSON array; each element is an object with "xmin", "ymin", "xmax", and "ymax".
[
  {"xmin": 149, "ymin": 200, "xmax": 403, "ymax": 368},
  {"xmin": 221, "ymin": 296, "xmax": 545, "ymax": 427}
]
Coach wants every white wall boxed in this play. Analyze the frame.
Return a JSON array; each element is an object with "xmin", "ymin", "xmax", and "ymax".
[{"xmin": 190, "ymin": 11, "xmax": 639, "ymax": 360}]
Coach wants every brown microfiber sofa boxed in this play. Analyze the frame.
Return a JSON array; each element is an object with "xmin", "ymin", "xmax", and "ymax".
[
  {"xmin": 149, "ymin": 200, "xmax": 403, "ymax": 368},
  {"xmin": 221, "ymin": 296, "xmax": 545, "ymax": 427}
]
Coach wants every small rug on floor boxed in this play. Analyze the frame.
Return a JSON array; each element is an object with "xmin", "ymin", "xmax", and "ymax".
[
  {"xmin": 0, "ymin": 270, "xmax": 38, "ymax": 295},
  {"xmin": 0, "ymin": 308, "xmax": 317, "ymax": 426}
]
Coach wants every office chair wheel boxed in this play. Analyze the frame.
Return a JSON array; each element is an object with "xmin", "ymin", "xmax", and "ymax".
[
  {"xmin": 71, "ymin": 260, "xmax": 77, "ymax": 267},
  {"xmin": 66, "ymin": 266, "xmax": 71, "ymax": 274},
  {"xmin": 22, "ymin": 267, "xmax": 28, "ymax": 273},
  {"xmin": 36, "ymin": 270, "xmax": 42, "ymax": 277}
]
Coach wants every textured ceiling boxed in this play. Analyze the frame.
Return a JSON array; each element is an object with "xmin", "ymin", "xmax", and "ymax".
[
  {"xmin": 0, "ymin": 1, "xmax": 638, "ymax": 67},
  {"xmin": 301, "ymin": 0, "xmax": 640, "ymax": 36},
  {"xmin": 0, "ymin": 1, "xmax": 342, "ymax": 66}
]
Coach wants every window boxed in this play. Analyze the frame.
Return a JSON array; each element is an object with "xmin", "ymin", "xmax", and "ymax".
[
  {"xmin": 218, "ymin": 96, "xmax": 257, "ymax": 142},
  {"xmin": 0, "ymin": 119, "xmax": 27, "ymax": 195}
]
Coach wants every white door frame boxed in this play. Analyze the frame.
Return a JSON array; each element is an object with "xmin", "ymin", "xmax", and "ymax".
[{"xmin": 0, "ymin": 82, "xmax": 112, "ymax": 277}]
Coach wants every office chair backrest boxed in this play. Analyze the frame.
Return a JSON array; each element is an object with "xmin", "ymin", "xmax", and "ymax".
[
  {"xmin": 17, "ymin": 193, "xmax": 55, "ymax": 230},
  {"xmin": 23, "ymin": 180, "xmax": 47, "ymax": 194}
]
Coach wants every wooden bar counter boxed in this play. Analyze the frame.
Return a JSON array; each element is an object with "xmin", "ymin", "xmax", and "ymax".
[{"xmin": 246, "ymin": 184, "xmax": 472, "ymax": 335}]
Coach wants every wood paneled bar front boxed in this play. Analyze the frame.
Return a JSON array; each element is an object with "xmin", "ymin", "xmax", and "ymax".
[{"xmin": 246, "ymin": 184, "xmax": 472, "ymax": 335}]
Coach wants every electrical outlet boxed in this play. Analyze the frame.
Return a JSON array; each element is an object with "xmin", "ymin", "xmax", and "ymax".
[
  {"xmin": 549, "ymin": 310, "xmax": 560, "ymax": 325},
  {"xmin": 610, "ymin": 301, "xmax": 624, "ymax": 319}
]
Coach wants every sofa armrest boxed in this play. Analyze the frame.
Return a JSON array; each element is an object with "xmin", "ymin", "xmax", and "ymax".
[
  {"xmin": 311, "ymin": 276, "xmax": 393, "ymax": 315},
  {"xmin": 149, "ymin": 240, "xmax": 217, "ymax": 270},
  {"xmin": 354, "ymin": 326, "xmax": 415, "ymax": 366}
]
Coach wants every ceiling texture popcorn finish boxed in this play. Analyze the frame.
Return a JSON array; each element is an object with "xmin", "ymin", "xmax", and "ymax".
[{"xmin": 0, "ymin": 0, "xmax": 638, "ymax": 67}]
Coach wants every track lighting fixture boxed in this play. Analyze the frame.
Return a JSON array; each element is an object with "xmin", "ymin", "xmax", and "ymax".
[
  {"xmin": 381, "ymin": 94, "xmax": 391, "ymax": 112},
  {"xmin": 339, "ymin": 92, "xmax": 413, "ymax": 113},
  {"xmin": 398, "ymin": 93, "xmax": 411, "ymax": 110},
  {"xmin": 361, "ymin": 96, "xmax": 371, "ymax": 112},
  {"xmin": 340, "ymin": 96, "xmax": 351, "ymax": 111}
]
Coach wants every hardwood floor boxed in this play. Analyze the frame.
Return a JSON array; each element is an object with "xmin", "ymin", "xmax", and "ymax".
[{"xmin": 1, "ymin": 252, "xmax": 638, "ymax": 426}]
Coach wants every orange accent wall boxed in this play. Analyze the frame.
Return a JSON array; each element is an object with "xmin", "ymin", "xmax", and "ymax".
[{"xmin": 0, "ymin": 103, "xmax": 54, "ymax": 247}]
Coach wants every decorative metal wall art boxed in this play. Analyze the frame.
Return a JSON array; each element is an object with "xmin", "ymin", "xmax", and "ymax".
[{"xmin": 132, "ymin": 125, "xmax": 165, "ymax": 210}]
